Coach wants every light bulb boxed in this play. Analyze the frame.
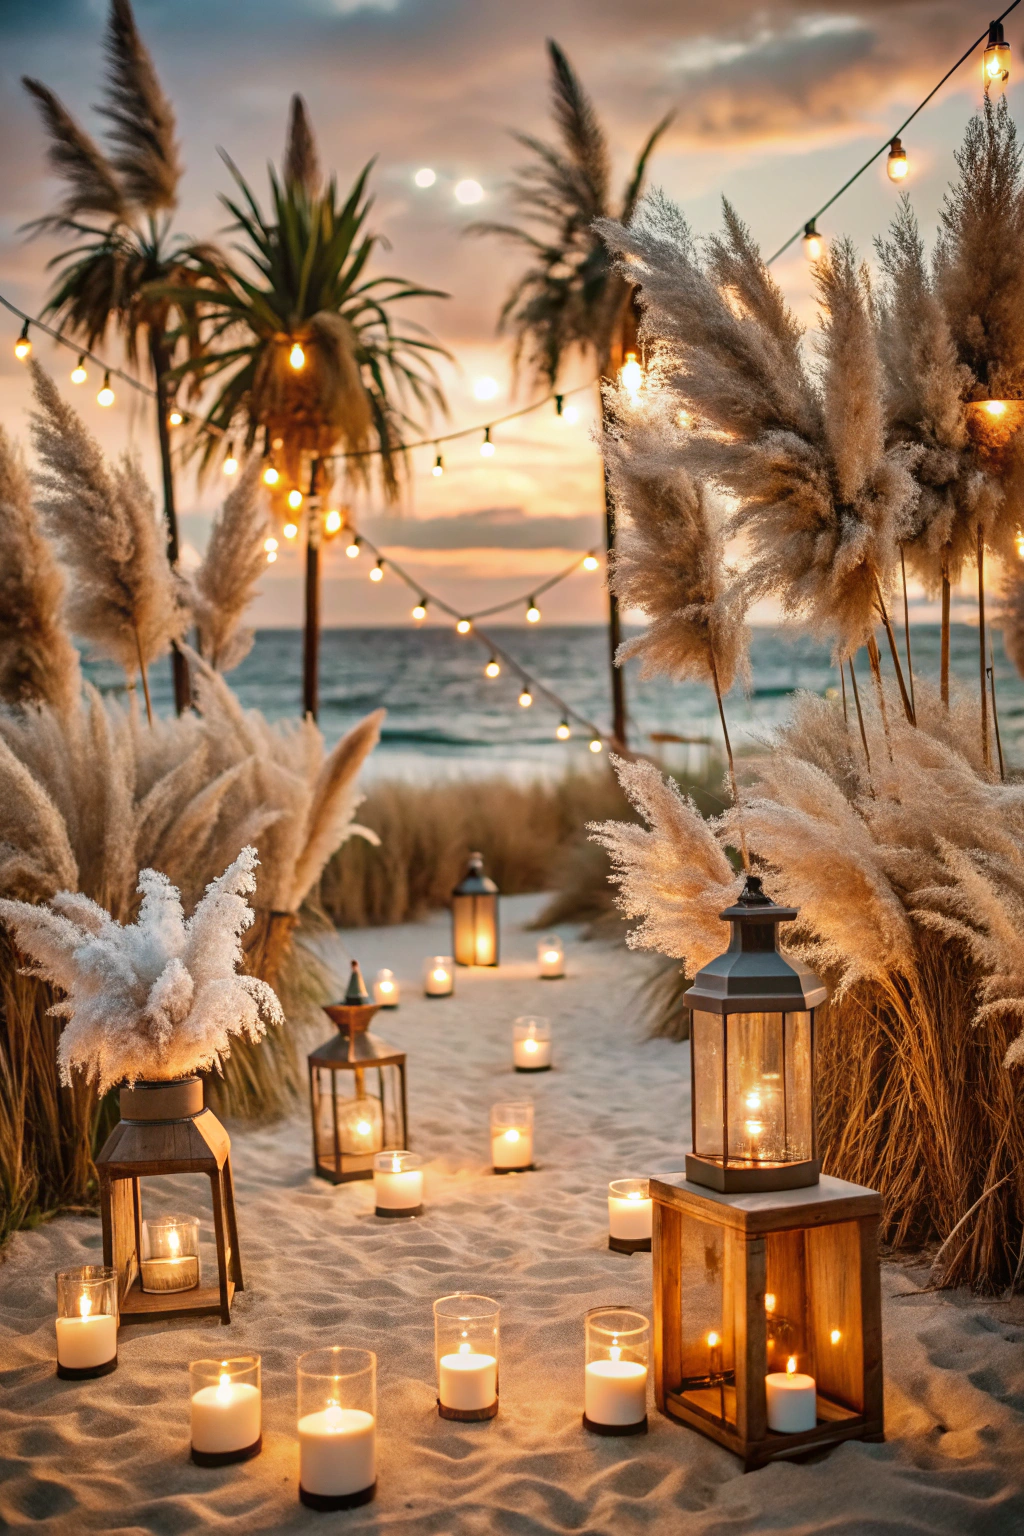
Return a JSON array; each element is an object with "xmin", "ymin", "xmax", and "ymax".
[
  {"xmin": 14, "ymin": 324, "xmax": 31, "ymax": 360},
  {"xmin": 480, "ymin": 428, "xmax": 495, "ymax": 457},
  {"xmin": 556, "ymin": 720, "xmax": 570, "ymax": 740},
  {"xmin": 519, "ymin": 688, "xmax": 533, "ymax": 708},
  {"xmin": 97, "ymin": 372, "xmax": 115, "ymax": 407},
  {"xmin": 456, "ymin": 618, "xmax": 471, "ymax": 634},
  {"xmin": 589, "ymin": 738, "xmax": 602, "ymax": 754},
  {"xmin": 324, "ymin": 508, "xmax": 342, "ymax": 535},
  {"xmin": 563, "ymin": 405, "xmax": 579, "ymax": 424},
  {"xmin": 985, "ymin": 21, "xmax": 1011, "ymax": 89},
  {"xmin": 370, "ymin": 560, "xmax": 384, "ymax": 581},
  {"xmin": 473, "ymin": 376, "xmax": 499, "ymax": 401},
  {"xmin": 263, "ymin": 464, "xmax": 280, "ymax": 486},
  {"xmin": 413, "ymin": 600, "xmax": 427, "ymax": 621},
  {"xmin": 454, "ymin": 178, "xmax": 483, "ymax": 204},
  {"xmin": 222, "ymin": 447, "xmax": 238, "ymax": 475},
  {"xmin": 168, "ymin": 408, "xmax": 184, "ymax": 426},
  {"xmin": 266, "ymin": 550, "xmax": 278, "ymax": 563},
  {"xmin": 432, "ymin": 453, "xmax": 444, "ymax": 476},
  {"xmin": 414, "ymin": 167, "xmax": 436, "ymax": 188},
  {"xmin": 289, "ymin": 341, "xmax": 306, "ymax": 370},
  {"xmin": 287, "ymin": 488, "xmax": 303, "ymax": 510},
  {"xmin": 886, "ymin": 137, "xmax": 908, "ymax": 182},
  {"xmin": 583, "ymin": 554, "xmax": 599, "ymax": 571},
  {"xmin": 802, "ymin": 220, "xmax": 823, "ymax": 261},
  {"xmin": 71, "ymin": 355, "xmax": 87, "ymax": 384},
  {"xmin": 485, "ymin": 658, "xmax": 500, "ymax": 678},
  {"xmin": 283, "ymin": 521, "xmax": 299, "ymax": 539},
  {"xmin": 346, "ymin": 538, "xmax": 361, "ymax": 558},
  {"xmin": 264, "ymin": 537, "xmax": 279, "ymax": 552},
  {"xmin": 526, "ymin": 600, "xmax": 540, "ymax": 623}
]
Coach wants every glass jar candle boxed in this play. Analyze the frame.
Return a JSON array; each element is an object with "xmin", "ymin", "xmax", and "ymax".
[
  {"xmin": 490, "ymin": 1102, "xmax": 534, "ymax": 1172},
  {"xmin": 297, "ymin": 1347, "xmax": 377, "ymax": 1510},
  {"xmin": 434, "ymin": 1294, "xmax": 499, "ymax": 1420},
  {"xmin": 55, "ymin": 1266, "xmax": 118, "ymax": 1379},
  {"xmin": 583, "ymin": 1307, "xmax": 649, "ymax": 1435},
  {"xmin": 513, "ymin": 1016, "xmax": 552, "ymax": 1072},
  {"xmin": 424, "ymin": 956, "xmax": 454, "ymax": 997},
  {"xmin": 373, "ymin": 1150, "xmax": 423, "ymax": 1217},
  {"xmin": 373, "ymin": 968, "xmax": 399, "ymax": 1007},
  {"xmin": 189, "ymin": 1355, "xmax": 262, "ymax": 1465},
  {"xmin": 333, "ymin": 1096, "xmax": 384, "ymax": 1157},
  {"xmin": 140, "ymin": 1214, "xmax": 200, "ymax": 1293},
  {"xmin": 607, "ymin": 1178, "xmax": 652, "ymax": 1253},
  {"xmin": 537, "ymin": 935, "xmax": 564, "ymax": 979}
]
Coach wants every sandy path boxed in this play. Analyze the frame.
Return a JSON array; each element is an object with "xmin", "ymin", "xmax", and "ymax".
[{"xmin": 2, "ymin": 895, "xmax": 1024, "ymax": 1534}]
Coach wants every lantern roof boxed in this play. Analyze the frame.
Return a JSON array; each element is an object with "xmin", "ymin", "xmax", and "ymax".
[
  {"xmin": 684, "ymin": 874, "xmax": 827, "ymax": 1015},
  {"xmin": 308, "ymin": 1028, "xmax": 405, "ymax": 1068},
  {"xmin": 344, "ymin": 959, "xmax": 371, "ymax": 1004},
  {"xmin": 452, "ymin": 851, "xmax": 498, "ymax": 897}
]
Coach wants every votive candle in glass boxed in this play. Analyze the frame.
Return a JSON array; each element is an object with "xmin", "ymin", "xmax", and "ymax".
[
  {"xmin": 434, "ymin": 1294, "xmax": 499, "ymax": 1420},
  {"xmin": 513, "ymin": 1016, "xmax": 552, "ymax": 1072},
  {"xmin": 335, "ymin": 1095, "xmax": 384, "ymax": 1156},
  {"xmin": 373, "ymin": 968, "xmax": 400, "ymax": 1008},
  {"xmin": 55, "ymin": 1266, "xmax": 118, "ymax": 1379},
  {"xmin": 140, "ymin": 1214, "xmax": 200, "ymax": 1293},
  {"xmin": 373, "ymin": 1150, "xmax": 423, "ymax": 1217},
  {"xmin": 190, "ymin": 1355, "xmax": 262, "ymax": 1465},
  {"xmin": 583, "ymin": 1307, "xmax": 649, "ymax": 1435},
  {"xmin": 537, "ymin": 935, "xmax": 565, "ymax": 979},
  {"xmin": 424, "ymin": 956, "xmax": 454, "ymax": 997},
  {"xmin": 490, "ymin": 1101, "xmax": 534, "ymax": 1172},
  {"xmin": 297, "ymin": 1347, "xmax": 377, "ymax": 1510},
  {"xmin": 607, "ymin": 1178, "xmax": 652, "ymax": 1253},
  {"xmin": 766, "ymin": 1355, "xmax": 817, "ymax": 1433}
]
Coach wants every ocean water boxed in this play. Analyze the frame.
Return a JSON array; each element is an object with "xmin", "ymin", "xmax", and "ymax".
[{"xmin": 82, "ymin": 623, "xmax": 1024, "ymax": 780}]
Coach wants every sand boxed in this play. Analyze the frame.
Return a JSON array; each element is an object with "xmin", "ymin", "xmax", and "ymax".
[{"xmin": 3, "ymin": 894, "xmax": 1024, "ymax": 1534}]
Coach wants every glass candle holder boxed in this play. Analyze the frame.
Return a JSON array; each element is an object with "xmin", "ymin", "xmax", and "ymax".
[
  {"xmin": 537, "ymin": 934, "xmax": 565, "ymax": 979},
  {"xmin": 490, "ymin": 1101, "xmax": 534, "ymax": 1172},
  {"xmin": 424, "ymin": 956, "xmax": 454, "ymax": 997},
  {"xmin": 297, "ymin": 1347, "xmax": 377, "ymax": 1510},
  {"xmin": 189, "ymin": 1355, "xmax": 262, "ymax": 1465},
  {"xmin": 513, "ymin": 1017, "xmax": 552, "ymax": 1072},
  {"xmin": 584, "ymin": 1307, "xmax": 649, "ymax": 1435},
  {"xmin": 608, "ymin": 1178, "xmax": 652, "ymax": 1253},
  {"xmin": 373, "ymin": 1150, "xmax": 423, "ymax": 1217},
  {"xmin": 140, "ymin": 1214, "xmax": 200, "ymax": 1293},
  {"xmin": 55, "ymin": 1266, "xmax": 118, "ymax": 1379},
  {"xmin": 434, "ymin": 1294, "xmax": 500, "ymax": 1420},
  {"xmin": 373, "ymin": 968, "xmax": 399, "ymax": 1008},
  {"xmin": 332, "ymin": 1095, "xmax": 384, "ymax": 1157}
]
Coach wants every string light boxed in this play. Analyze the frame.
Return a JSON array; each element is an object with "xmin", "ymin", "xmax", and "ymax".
[
  {"xmin": 526, "ymin": 599, "xmax": 540, "ymax": 623},
  {"xmin": 456, "ymin": 618, "xmax": 472, "ymax": 634},
  {"xmin": 97, "ymin": 371, "xmax": 115, "ymax": 407},
  {"xmin": 168, "ymin": 408, "xmax": 183, "ymax": 427},
  {"xmin": 287, "ymin": 488, "xmax": 303, "ymax": 510},
  {"xmin": 485, "ymin": 657, "xmax": 500, "ymax": 678},
  {"xmin": 370, "ymin": 558, "xmax": 384, "ymax": 581},
  {"xmin": 14, "ymin": 321, "xmax": 31, "ymax": 360},
  {"xmin": 266, "ymin": 549, "xmax": 278, "ymax": 564},
  {"xmin": 886, "ymin": 137, "xmax": 909, "ymax": 181},
  {"xmin": 289, "ymin": 341, "xmax": 306, "ymax": 370},
  {"xmin": 264, "ymin": 537, "xmax": 279, "ymax": 553},
  {"xmin": 518, "ymin": 687, "xmax": 533, "ymax": 708},
  {"xmin": 263, "ymin": 464, "xmax": 280, "ymax": 486},
  {"xmin": 473, "ymin": 376, "xmax": 499, "ymax": 401},
  {"xmin": 433, "ymin": 452, "xmax": 444, "ymax": 476},
  {"xmin": 556, "ymin": 720, "xmax": 571, "ymax": 740},
  {"xmin": 985, "ymin": 20, "xmax": 1011, "ymax": 89},
  {"xmin": 414, "ymin": 167, "xmax": 436, "ymax": 188},
  {"xmin": 619, "ymin": 351, "xmax": 643, "ymax": 400},
  {"xmin": 454, "ymin": 179, "xmax": 484, "ymax": 204},
  {"xmin": 589, "ymin": 738, "xmax": 603, "ymax": 754},
  {"xmin": 480, "ymin": 426, "xmax": 495, "ymax": 457},
  {"xmin": 802, "ymin": 220, "xmax": 823, "ymax": 261},
  {"xmin": 562, "ymin": 404, "xmax": 579, "ymax": 424},
  {"xmin": 283, "ymin": 521, "xmax": 299, "ymax": 539},
  {"xmin": 412, "ymin": 598, "xmax": 428, "ymax": 621},
  {"xmin": 583, "ymin": 554, "xmax": 599, "ymax": 571},
  {"xmin": 71, "ymin": 354, "xmax": 87, "ymax": 384},
  {"xmin": 222, "ymin": 446, "xmax": 238, "ymax": 475},
  {"xmin": 323, "ymin": 509, "xmax": 342, "ymax": 535},
  {"xmin": 346, "ymin": 536, "xmax": 361, "ymax": 558}
]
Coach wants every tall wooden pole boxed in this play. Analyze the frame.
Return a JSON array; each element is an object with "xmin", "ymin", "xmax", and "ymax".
[
  {"xmin": 150, "ymin": 333, "xmax": 189, "ymax": 713},
  {"xmin": 599, "ymin": 406, "xmax": 627, "ymax": 752},
  {"xmin": 303, "ymin": 456, "xmax": 321, "ymax": 721}
]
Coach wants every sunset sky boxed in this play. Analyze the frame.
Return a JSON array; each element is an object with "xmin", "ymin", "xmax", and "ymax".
[{"xmin": 0, "ymin": 1, "xmax": 1014, "ymax": 625}]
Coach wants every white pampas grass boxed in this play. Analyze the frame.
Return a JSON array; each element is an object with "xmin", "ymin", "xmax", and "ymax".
[
  {"xmin": 0, "ymin": 845, "xmax": 283, "ymax": 1092},
  {"xmin": 189, "ymin": 458, "xmax": 268, "ymax": 671}
]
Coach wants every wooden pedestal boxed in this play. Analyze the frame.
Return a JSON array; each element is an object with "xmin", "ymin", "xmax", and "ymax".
[
  {"xmin": 95, "ymin": 1078, "xmax": 243, "ymax": 1325},
  {"xmin": 651, "ymin": 1173, "xmax": 884, "ymax": 1470}
]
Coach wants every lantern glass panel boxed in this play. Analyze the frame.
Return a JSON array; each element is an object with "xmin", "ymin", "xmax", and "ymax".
[
  {"xmin": 765, "ymin": 1220, "xmax": 863, "ymax": 1412},
  {"xmin": 452, "ymin": 894, "xmax": 498, "ymax": 966},
  {"xmin": 692, "ymin": 1010, "xmax": 723, "ymax": 1159},
  {"xmin": 692, "ymin": 1010, "xmax": 814, "ymax": 1171},
  {"xmin": 676, "ymin": 1211, "xmax": 735, "ymax": 1427}
]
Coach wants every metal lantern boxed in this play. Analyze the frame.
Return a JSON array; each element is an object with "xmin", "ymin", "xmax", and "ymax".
[
  {"xmin": 685, "ymin": 875, "xmax": 826, "ymax": 1194},
  {"xmin": 451, "ymin": 852, "xmax": 499, "ymax": 967},
  {"xmin": 309, "ymin": 961, "xmax": 409, "ymax": 1184}
]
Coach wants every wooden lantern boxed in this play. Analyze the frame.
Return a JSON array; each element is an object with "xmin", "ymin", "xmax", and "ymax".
[
  {"xmin": 309, "ymin": 961, "xmax": 409, "ymax": 1184},
  {"xmin": 95, "ymin": 1077, "xmax": 243, "ymax": 1326},
  {"xmin": 651, "ymin": 1172, "xmax": 884, "ymax": 1470},
  {"xmin": 451, "ymin": 852, "xmax": 499, "ymax": 967}
]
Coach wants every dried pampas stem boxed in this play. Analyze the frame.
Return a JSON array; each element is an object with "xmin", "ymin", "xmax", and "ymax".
[
  {"xmin": 941, "ymin": 565, "xmax": 951, "ymax": 706},
  {"xmin": 708, "ymin": 644, "xmax": 749, "ymax": 871},
  {"xmin": 900, "ymin": 546, "xmax": 915, "ymax": 720},
  {"xmin": 848, "ymin": 655, "xmax": 872, "ymax": 777},
  {"xmin": 132, "ymin": 620, "xmax": 152, "ymax": 726},
  {"xmin": 988, "ymin": 640, "xmax": 1005, "ymax": 780},
  {"xmin": 872, "ymin": 581, "xmax": 915, "ymax": 725}
]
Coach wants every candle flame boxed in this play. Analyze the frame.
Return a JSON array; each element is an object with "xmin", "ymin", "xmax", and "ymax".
[
  {"xmin": 745, "ymin": 1092, "xmax": 761, "ymax": 1111},
  {"xmin": 357, "ymin": 1120, "xmax": 371, "ymax": 1136},
  {"xmin": 392, "ymin": 1155, "xmax": 402, "ymax": 1173},
  {"xmin": 786, "ymin": 1356, "xmax": 797, "ymax": 1375},
  {"xmin": 627, "ymin": 1190, "xmax": 642, "ymax": 1201},
  {"xmin": 459, "ymin": 1340, "xmax": 472, "ymax": 1355},
  {"xmin": 745, "ymin": 1120, "xmax": 764, "ymax": 1137},
  {"xmin": 523, "ymin": 1038, "xmax": 538, "ymax": 1053},
  {"xmin": 544, "ymin": 950, "xmax": 559, "ymax": 963},
  {"xmin": 504, "ymin": 1128, "xmax": 520, "ymax": 1142},
  {"xmin": 79, "ymin": 1293, "xmax": 92, "ymax": 1319},
  {"xmin": 216, "ymin": 1371, "xmax": 232, "ymax": 1402},
  {"xmin": 169, "ymin": 1228, "xmax": 180, "ymax": 1256},
  {"xmin": 432, "ymin": 968, "xmax": 448, "ymax": 983},
  {"xmin": 706, "ymin": 1331, "xmax": 719, "ymax": 1349},
  {"xmin": 380, "ymin": 980, "xmax": 393, "ymax": 993},
  {"xmin": 764, "ymin": 1293, "xmax": 776, "ymax": 1314},
  {"xmin": 610, "ymin": 1345, "xmax": 621, "ymax": 1362},
  {"xmin": 324, "ymin": 1399, "xmax": 344, "ymax": 1430},
  {"xmin": 830, "ymin": 1328, "xmax": 842, "ymax": 1345},
  {"xmin": 986, "ymin": 399, "xmax": 1008, "ymax": 417}
]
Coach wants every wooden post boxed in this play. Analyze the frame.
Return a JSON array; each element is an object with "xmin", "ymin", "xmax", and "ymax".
[
  {"xmin": 150, "ymin": 333, "xmax": 189, "ymax": 714},
  {"xmin": 302, "ymin": 457, "xmax": 321, "ymax": 721}
]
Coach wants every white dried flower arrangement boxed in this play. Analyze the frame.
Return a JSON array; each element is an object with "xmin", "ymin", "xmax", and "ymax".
[{"xmin": 0, "ymin": 845, "xmax": 283, "ymax": 1093}]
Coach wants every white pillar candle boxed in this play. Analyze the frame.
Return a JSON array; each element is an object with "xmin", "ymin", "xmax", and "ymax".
[
  {"xmin": 299, "ymin": 1406, "xmax": 376, "ymax": 1498},
  {"xmin": 538, "ymin": 939, "xmax": 564, "ymax": 978},
  {"xmin": 584, "ymin": 1360, "xmax": 647, "ymax": 1426},
  {"xmin": 54, "ymin": 1313, "xmax": 117, "ymax": 1372},
  {"xmin": 373, "ymin": 1159, "xmax": 424, "ymax": 1211},
  {"xmin": 424, "ymin": 958, "xmax": 454, "ymax": 997},
  {"xmin": 191, "ymin": 1379, "xmax": 262, "ymax": 1455},
  {"xmin": 140, "ymin": 1255, "xmax": 200, "ymax": 1293},
  {"xmin": 513, "ymin": 1034, "xmax": 552, "ymax": 1070},
  {"xmin": 373, "ymin": 969, "xmax": 399, "ymax": 1007},
  {"xmin": 608, "ymin": 1188, "xmax": 652, "ymax": 1243},
  {"xmin": 766, "ymin": 1361, "xmax": 817, "ymax": 1433},
  {"xmin": 438, "ymin": 1348, "xmax": 497, "ymax": 1412},
  {"xmin": 492, "ymin": 1125, "xmax": 533, "ymax": 1169}
]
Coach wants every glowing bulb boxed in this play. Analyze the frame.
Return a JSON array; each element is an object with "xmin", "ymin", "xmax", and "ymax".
[
  {"xmin": 556, "ymin": 720, "xmax": 570, "ymax": 740},
  {"xmin": 480, "ymin": 428, "xmax": 495, "ymax": 457},
  {"xmin": 519, "ymin": 689, "xmax": 533, "ymax": 708},
  {"xmin": 886, "ymin": 137, "xmax": 908, "ymax": 182},
  {"xmin": 264, "ymin": 537, "xmax": 279, "ymax": 552},
  {"xmin": 473, "ymin": 376, "xmax": 499, "ymax": 401},
  {"xmin": 414, "ymin": 167, "xmax": 436, "ymax": 188},
  {"xmin": 707, "ymin": 1331, "xmax": 719, "ymax": 1349},
  {"xmin": 786, "ymin": 1356, "xmax": 797, "ymax": 1375},
  {"xmin": 583, "ymin": 554, "xmax": 599, "ymax": 571},
  {"xmin": 266, "ymin": 549, "xmax": 278, "ymax": 563},
  {"xmin": 346, "ymin": 538, "xmax": 360, "ymax": 558},
  {"xmin": 765, "ymin": 1293, "xmax": 776, "ymax": 1314},
  {"xmin": 504, "ymin": 1128, "xmax": 520, "ymax": 1143},
  {"xmin": 14, "ymin": 324, "xmax": 31, "ymax": 360},
  {"xmin": 287, "ymin": 488, "xmax": 303, "ymax": 510},
  {"xmin": 830, "ymin": 1329, "xmax": 842, "ymax": 1345},
  {"xmin": 71, "ymin": 355, "xmax": 87, "ymax": 385},
  {"xmin": 485, "ymin": 658, "xmax": 500, "ymax": 678},
  {"xmin": 413, "ymin": 601, "xmax": 427, "ymax": 621},
  {"xmin": 168, "ymin": 408, "xmax": 184, "ymax": 426},
  {"xmin": 222, "ymin": 451, "xmax": 238, "ymax": 475},
  {"xmin": 619, "ymin": 350, "xmax": 643, "ymax": 398},
  {"xmin": 283, "ymin": 521, "xmax": 298, "ymax": 539},
  {"xmin": 985, "ymin": 399, "xmax": 1008, "ymax": 417},
  {"xmin": 985, "ymin": 22, "xmax": 1011, "ymax": 89},
  {"xmin": 263, "ymin": 465, "xmax": 280, "ymax": 486},
  {"xmin": 454, "ymin": 178, "xmax": 483, "ymax": 204},
  {"xmin": 563, "ymin": 405, "xmax": 579, "ymax": 424},
  {"xmin": 324, "ymin": 508, "xmax": 342, "ymax": 535},
  {"xmin": 526, "ymin": 601, "xmax": 540, "ymax": 623},
  {"xmin": 589, "ymin": 738, "xmax": 602, "ymax": 754},
  {"xmin": 432, "ymin": 453, "xmax": 444, "ymax": 476},
  {"xmin": 289, "ymin": 341, "xmax": 306, "ymax": 370},
  {"xmin": 456, "ymin": 618, "xmax": 471, "ymax": 634},
  {"xmin": 370, "ymin": 560, "xmax": 384, "ymax": 581},
  {"xmin": 97, "ymin": 372, "xmax": 115, "ymax": 407},
  {"xmin": 802, "ymin": 220, "xmax": 823, "ymax": 261}
]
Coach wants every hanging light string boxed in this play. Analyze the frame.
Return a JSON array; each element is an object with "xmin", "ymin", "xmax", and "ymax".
[{"xmin": 766, "ymin": 0, "xmax": 1023, "ymax": 265}]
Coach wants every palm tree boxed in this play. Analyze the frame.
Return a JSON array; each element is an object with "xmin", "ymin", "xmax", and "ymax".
[
  {"xmin": 166, "ymin": 96, "xmax": 448, "ymax": 720},
  {"xmin": 22, "ymin": 0, "xmax": 206, "ymax": 714},
  {"xmin": 471, "ymin": 40, "xmax": 672, "ymax": 749}
]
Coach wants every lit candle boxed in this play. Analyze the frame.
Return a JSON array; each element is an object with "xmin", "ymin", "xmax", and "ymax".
[
  {"xmin": 584, "ymin": 1356, "xmax": 648, "ymax": 1426},
  {"xmin": 512, "ymin": 1016, "xmax": 552, "ymax": 1071},
  {"xmin": 424, "ymin": 956, "xmax": 454, "ymax": 997},
  {"xmin": 373, "ymin": 1151, "xmax": 423, "ymax": 1217},
  {"xmin": 55, "ymin": 1294, "xmax": 117, "ymax": 1374},
  {"xmin": 190, "ymin": 1358, "xmax": 262, "ymax": 1463},
  {"xmin": 765, "ymin": 1355, "xmax": 817, "ymax": 1433},
  {"xmin": 607, "ymin": 1179, "xmax": 652, "ymax": 1251},
  {"xmin": 583, "ymin": 1307, "xmax": 649, "ymax": 1433},
  {"xmin": 537, "ymin": 935, "xmax": 564, "ymax": 979},
  {"xmin": 373, "ymin": 968, "xmax": 399, "ymax": 1007},
  {"xmin": 490, "ymin": 1103, "xmax": 534, "ymax": 1171},
  {"xmin": 299, "ymin": 1403, "xmax": 376, "ymax": 1499},
  {"xmin": 336, "ymin": 1097, "xmax": 384, "ymax": 1156},
  {"xmin": 140, "ymin": 1215, "xmax": 200, "ymax": 1294},
  {"xmin": 438, "ymin": 1341, "xmax": 498, "ymax": 1413}
]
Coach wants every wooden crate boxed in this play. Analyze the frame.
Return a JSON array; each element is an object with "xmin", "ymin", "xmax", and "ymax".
[{"xmin": 651, "ymin": 1172, "xmax": 884, "ymax": 1470}]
